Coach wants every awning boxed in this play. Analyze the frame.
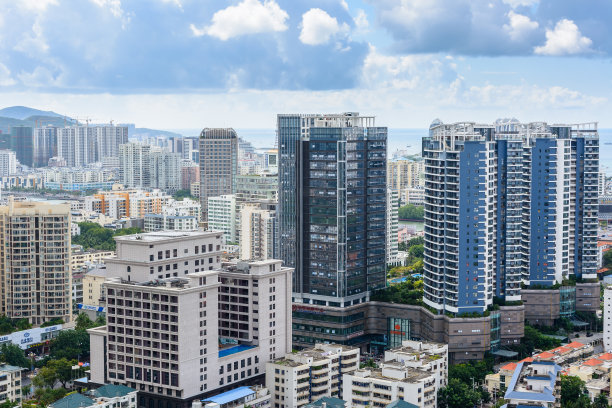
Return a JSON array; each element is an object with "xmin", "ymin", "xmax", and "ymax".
[{"xmin": 491, "ymin": 349, "xmax": 519, "ymax": 358}]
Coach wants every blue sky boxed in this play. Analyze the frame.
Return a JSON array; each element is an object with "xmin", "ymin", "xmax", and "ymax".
[{"xmin": 0, "ymin": 0, "xmax": 610, "ymax": 129}]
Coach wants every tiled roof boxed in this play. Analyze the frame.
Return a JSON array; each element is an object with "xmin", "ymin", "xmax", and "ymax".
[
  {"xmin": 583, "ymin": 359, "xmax": 603, "ymax": 367},
  {"xmin": 501, "ymin": 362, "xmax": 517, "ymax": 371},
  {"xmin": 565, "ymin": 341, "xmax": 585, "ymax": 349},
  {"xmin": 598, "ymin": 353, "xmax": 612, "ymax": 361}
]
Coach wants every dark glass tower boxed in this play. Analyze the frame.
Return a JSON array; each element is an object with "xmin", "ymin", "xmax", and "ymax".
[
  {"xmin": 278, "ymin": 113, "xmax": 387, "ymax": 305},
  {"xmin": 10, "ymin": 126, "xmax": 33, "ymax": 167}
]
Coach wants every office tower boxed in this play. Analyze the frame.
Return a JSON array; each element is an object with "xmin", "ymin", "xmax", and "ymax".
[
  {"xmin": 278, "ymin": 113, "xmax": 387, "ymax": 305},
  {"xmin": 207, "ymin": 194, "xmax": 237, "ymax": 244},
  {"xmin": 0, "ymin": 198, "xmax": 72, "ymax": 326},
  {"xmin": 33, "ymin": 125, "xmax": 59, "ymax": 167},
  {"xmin": 240, "ymin": 204, "xmax": 276, "ymax": 260},
  {"xmin": 88, "ymin": 231, "xmax": 292, "ymax": 406},
  {"xmin": 387, "ymin": 159, "xmax": 425, "ymax": 191},
  {"xmin": 9, "ymin": 126, "xmax": 33, "ymax": 167},
  {"xmin": 199, "ymin": 128, "xmax": 238, "ymax": 227},
  {"xmin": 423, "ymin": 121, "xmax": 599, "ymax": 314},
  {"xmin": 0, "ymin": 150, "xmax": 17, "ymax": 177},
  {"xmin": 386, "ymin": 189, "xmax": 399, "ymax": 264},
  {"xmin": 119, "ymin": 143, "xmax": 152, "ymax": 189},
  {"xmin": 150, "ymin": 151, "xmax": 182, "ymax": 192}
]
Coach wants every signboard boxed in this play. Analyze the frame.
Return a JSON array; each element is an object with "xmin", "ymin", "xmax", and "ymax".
[
  {"xmin": 0, "ymin": 325, "xmax": 63, "ymax": 350},
  {"xmin": 292, "ymin": 305, "xmax": 325, "ymax": 314},
  {"xmin": 77, "ymin": 304, "xmax": 106, "ymax": 312}
]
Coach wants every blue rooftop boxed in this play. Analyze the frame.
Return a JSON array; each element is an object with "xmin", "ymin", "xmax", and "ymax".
[
  {"xmin": 204, "ymin": 386, "xmax": 254, "ymax": 405},
  {"xmin": 219, "ymin": 344, "xmax": 255, "ymax": 358},
  {"xmin": 504, "ymin": 361, "xmax": 560, "ymax": 403}
]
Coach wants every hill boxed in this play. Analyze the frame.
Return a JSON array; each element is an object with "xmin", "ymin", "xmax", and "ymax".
[{"xmin": 0, "ymin": 106, "xmax": 64, "ymax": 120}]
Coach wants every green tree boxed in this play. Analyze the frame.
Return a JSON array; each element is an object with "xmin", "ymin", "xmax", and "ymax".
[
  {"xmin": 408, "ymin": 244, "xmax": 424, "ymax": 260},
  {"xmin": 75, "ymin": 313, "xmax": 95, "ymax": 331},
  {"xmin": 398, "ymin": 204, "xmax": 424, "ymax": 220},
  {"xmin": 33, "ymin": 366, "xmax": 57, "ymax": 389},
  {"xmin": 33, "ymin": 388, "xmax": 67, "ymax": 406},
  {"xmin": 40, "ymin": 318, "xmax": 64, "ymax": 328},
  {"xmin": 173, "ymin": 189, "xmax": 196, "ymax": 201},
  {"xmin": 0, "ymin": 400, "xmax": 18, "ymax": 408},
  {"xmin": 438, "ymin": 378, "xmax": 481, "ymax": 408},
  {"xmin": 593, "ymin": 393, "xmax": 609, "ymax": 408},
  {"xmin": 0, "ymin": 343, "xmax": 30, "ymax": 368},
  {"xmin": 50, "ymin": 330, "xmax": 90, "ymax": 360},
  {"xmin": 603, "ymin": 250, "xmax": 612, "ymax": 269},
  {"xmin": 46, "ymin": 358, "xmax": 78, "ymax": 388},
  {"xmin": 561, "ymin": 376, "xmax": 589, "ymax": 407},
  {"xmin": 73, "ymin": 223, "xmax": 142, "ymax": 251}
]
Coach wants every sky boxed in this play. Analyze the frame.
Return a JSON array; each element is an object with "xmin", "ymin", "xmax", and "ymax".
[{"xmin": 0, "ymin": 0, "xmax": 610, "ymax": 130}]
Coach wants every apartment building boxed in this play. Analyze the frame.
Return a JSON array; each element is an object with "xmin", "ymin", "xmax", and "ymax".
[
  {"xmin": 387, "ymin": 189, "xmax": 399, "ymax": 264},
  {"xmin": 0, "ymin": 199, "xmax": 72, "ymax": 326},
  {"xmin": 0, "ymin": 365, "xmax": 23, "ymax": 405},
  {"xmin": 83, "ymin": 266, "xmax": 108, "ymax": 307},
  {"xmin": 387, "ymin": 159, "xmax": 424, "ymax": 191},
  {"xmin": 503, "ymin": 361, "xmax": 561, "ymax": 408},
  {"xmin": 88, "ymin": 231, "xmax": 292, "ymax": 408},
  {"xmin": 605, "ymin": 286, "xmax": 612, "ymax": 352},
  {"xmin": 71, "ymin": 246, "xmax": 114, "ymax": 271},
  {"xmin": 0, "ymin": 150, "xmax": 17, "ymax": 177},
  {"xmin": 85, "ymin": 189, "xmax": 171, "ymax": 220},
  {"xmin": 423, "ymin": 120, "xmax": 599, "ymax": 314},
  {"xmin": 240, "ymin": 204, "xmax": 276, "ymax": 261},
  {"xmin": 50, "ymin": 384, "xmax": 137, "ymax": 408},
  {"xmin": 208, "ymin": 194, "xmax": 237, "ymax": 244},
  {"xmin": 143, "ymin": 198, "xmax": 201, "ymax": 233},
  {"xmin": 383, "ymin": 341, "xmax": 448, "ymax": 392},
  {"xmin": 265, "ymin": 344, "xmax": 360, "ymax": 408}
]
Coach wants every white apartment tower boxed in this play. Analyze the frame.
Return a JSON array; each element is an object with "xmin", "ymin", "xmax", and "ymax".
[
  {"xmin": 605, "ymin": 286, "xmax": 612, "ymax": 352},
  {"xmin": 88, "ymin": 231, "xmax": 292, "ymax": 407},
  {"xmin": 386, "ymin": 189, "xmax": 399, "ymax": 264},
  {"xmin": 119, "ymin": 143, "xmax": 152, "ymax": 189},
  {"xmin": 0, "ymin": 150, "xmax": 17, "ymax": 177},
  {"xmin": 240, "ymin": 204, "xmax": 276, "ymax": 261},
  {"xmin": 0, "ymin": 199, "xmax": 72, "ymax": 326}
]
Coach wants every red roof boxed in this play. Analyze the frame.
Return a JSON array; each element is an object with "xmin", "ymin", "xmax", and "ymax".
[
  {"xmin": 566, "ymin": 341, "xmax": 585, "ymax": 349},
  {"xmin": 598, "ymin": 353, "xmax": 612, "ymax": 361},
  {"xmin": 501, "ymin": 362, "xmax": 517, "ymax": 371},
  {"xmin": 598, "ymin": 268, "xmax": 610, "ymax": 274},
  {"xmin": 583, "ymin": 358, "xmax": 603, "ymax": 367},
  {"xmin": 519, "ymin": 357, "xmax": 534, "ymax": 363},
  {"xmin": 537, "ymin": 351, "xmax": 555, "ymax": 360},
  {"xmin": 550, "ymin": 346, "xmax": 571, "ymax": 354}
]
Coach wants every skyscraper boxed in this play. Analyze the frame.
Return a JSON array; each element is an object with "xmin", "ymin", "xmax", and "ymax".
[
  {"xmin": 0, "ymin": 199, "xmax": 72, "ymax": 326},
  {"xmin": 56, "ymin": 124, "xmax": 128, "ymax": 167},
  {"xmin": 423, "ymin": 120, "xmax": 598, "ymax": 315},
  {"xmin": 9, "ymin": 126, "xmax": 33, "ymax": 167},
  {"xmin": 119, "ymin": 143, "xmax": 152, "ymax": 188},
  {"xmin": 199, "ymin": 128, "xmax": 238, "ymax": 227},
  {"xmin": 33, "ymin": 125, "xmax": 58, "ymax": 167},
  {"xmin": 278, "ymin": 112, "xmax": 388, "ymax": 304}
]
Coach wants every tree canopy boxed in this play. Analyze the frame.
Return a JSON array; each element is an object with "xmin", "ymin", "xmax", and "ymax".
[
  {"xmin": 50, "ymin": 330, "xmax": 90, "ymax": 360},
  {"xmin": 560, "ymin": 376, "xmax": 592, "ymax": 408},
  {"xmin": 0, "ymin": 343, "xmax": 30, "ymax": 368},
  {"xmin": 398, "ymin": 204, "xmax": 424, "ymax": 220},
  {"xmin": 72, "ymin": 222, "xmax": 141, "ymax": 251}
]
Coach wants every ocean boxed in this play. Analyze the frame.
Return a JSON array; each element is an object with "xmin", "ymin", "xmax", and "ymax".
[{"xmin": 232, "ymin": 128, "xmax": 612, "ymax": 171}]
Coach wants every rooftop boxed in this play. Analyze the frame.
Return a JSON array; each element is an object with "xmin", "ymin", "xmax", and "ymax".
[
  {"xmin": 504, "ymin": 361, "xmax": 560, "ymax": 403},
  {"xmin": 92, "ymin": 384, "xmax": 136, "ymax": 398},
  {"xmin": 114, "ymin": 230, "xmax": 219, "ymax": 243},
  {"xmin": 0, "ymin": 365, "xmax": 24, "ymax": 373},
  {"xmin": 49, "ymin": 393, "xmax": 95, "ymax": 408},
  {"xmin": 305, "ymin": 397, "xmax": 347, "ymax": 408},
  {"xmin": 354, "ymin": 367, "xmax": 432, "ymax": 383}
]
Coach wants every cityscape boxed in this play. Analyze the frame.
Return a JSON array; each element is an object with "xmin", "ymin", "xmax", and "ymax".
[{"xmin": 0, "ymin": 2, "xmax": 610, "ymax": 408}]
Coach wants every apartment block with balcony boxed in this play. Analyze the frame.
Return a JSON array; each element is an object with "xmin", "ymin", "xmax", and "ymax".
[
  {"xmin": 0, "ymin": 365, "xmax": 23, "ymax": 405},
  {"xmin": 265, "ymin": 344, "xmax": 360, "ymax": 408}
]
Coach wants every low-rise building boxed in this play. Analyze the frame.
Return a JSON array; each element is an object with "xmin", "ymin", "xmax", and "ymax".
[
  {"xmin": 50, "ymin": 384, "xmax": 137, "ymax": 408},
  {"xmin": 83, "ymin": 265, "xmax": 108, "ymax": 308},
  {"xmin": 503, "ymin": 361, "xmax": 561, "ymax": 408},
  {"xmin": 265, "ymin": 344, "xmax": 360, "ymax": 408},
  {"xmin": 72, "ymin": 246, "xmax": 114, "ymax": 271},
  {"xmin": 199, "ymin": 385, "xmax": 270, "ymax": 408},
  {"xmin": 0, "ymin": 365, "xmax": 23, "ymax": 405},
  {"xmin": 383, "ymin": 341, "xmax": 448, "ymax": 391}
]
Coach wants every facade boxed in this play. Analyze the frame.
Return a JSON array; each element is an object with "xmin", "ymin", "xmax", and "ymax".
[
  {"xmin": 43, "ymin": 167, "xmax": 116, "ymax": 191},
  {"xmin": 208, "ymin": 194, "xmax": 237, "ymax": 244},
  {"xmin": 387, "ymin": 160, "xmax": 424, "ymax": 191},
  {"xmin": 57, "ymin": 125, "xmax": 128, "ymax": 167},
  {"xmin": 278, "ymin": 113, "xmax": 387, "ymax": 307},
  {"xmin": 265, "ymin": 344, "xmax": 360, "ymax": 408},
  {"xmin": 199, "ymin": 128, "xmax": 238, "ymax": 226},
  {"xmin": 119, "ymin": 143, "xmax": 152, "ymax": 189},
  {"xmin": 0, "ymin": 199, "xmax": 72, "ymax": 326},
  {"xmin": 9, "ymin": 126, "xmax": 33, "ymax": 167},
  {"xmin": 85, "ymin": 189, "xmax": 171, "ymax": 220},
  {"xmin": 605, "ymin": 286, "xmax": 612, "ymax": 352},
  {"xmin": 83, "ymin": 266, "xmax": 108, "ymax": 307},
  {"xmin": 240, "ymin": 204, "xmax": 276, "ymax": 261},
  {"xmin": 387, "ymin": 189, "xmax": 399, "ymax": 265},
  {"xmin": 150, "ymin": 150, "xmax": 182, "ymax": 192},
  {"xmin": 235, "ymin": 174, "xmax": 278, "ymax": 203},
  {"xmin": 0, "ymin": 365, "xmax": 23, "ymax": 405},
  {"xmin": 33, "ymin": 125, "xmax": 58, "ymax": 167},
  {"xmin": 400, "ymin": 187, "xmax": 425, "ymax": 206},
  {"xmin": 144, "ymin": 198, "xmax": 201, "ymax": 233},
  {"xmin": 88, "ymin": 231, "xmax": 292, "ymax": 408},
  {"xmin": 0, "ymin": 150, "xmax": 17, "ymax": 177},
  {"xmin": 180, "ymin": 160, "xmax": 200, "ymax": 190},
  {"xmin": 423, "ymin": 121, "xmax": 599, "ymax": 314}
]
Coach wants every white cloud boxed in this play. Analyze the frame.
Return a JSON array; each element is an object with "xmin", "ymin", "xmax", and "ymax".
[
  {"xmin": 14, "ymin": 21, "xmax": 49, "ymax": 56},
  {"xmin": 299, "ymin": 8, "xmax": 348, "ymax": 46},
  {"xmin": 192, "ymin": 0, "xmax": 288, "ymax": 41},
  {"xmin": 17, "ymin": 66, "xmax": 62, "ymax": 88},
  {"xmin": 0, "ymin": 64, "xmax": 16, "ymax": 86},
  {"xmin": 504, "ymin": 11, "xmax": 538, "ymax": 41},
  {"xmin": 354, "ymin": 9, "xmax": 369, "ymax": 32},
  {"xmin": 464, "ymin": 84, "xmax": 606, "ymax": 108},
  {"xmin": 502, "ymin": 0, "xmax": 539, "ymax": 8},
  {"xmin": 534, "ymin": 19, "xmax": 593, "ymax": 56},
  {"xmin": 340, "ymin": 0, "xmax": 349, "ymax": 11},
  {"xmin": 18, "ymin": 0, "xmax": 58, "ymax": 12},
  {"xmin": 90, "ymin": 0, "xmax": 130, "ymax": 28}
]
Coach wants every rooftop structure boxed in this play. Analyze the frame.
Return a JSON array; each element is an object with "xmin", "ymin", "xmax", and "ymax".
[{"xmin": 503, "ymin": 361, "xmax": 561, "ymax": 408}]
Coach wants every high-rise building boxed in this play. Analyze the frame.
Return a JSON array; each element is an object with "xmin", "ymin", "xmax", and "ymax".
[
  {"xmin": 119, "ymin": 143, "xmax": 152, "ymax": 189},
  {"xmin": 199, "ymin": 129, "xmax": 238, "ymax": 227},
  {"xmin": 9, "ymin": 126, "xmax": 33, "ymax": 167},
  {"xmin": 57, "ymin": 125, "xmax": 128, "ymax": 168},
  {"xmin": 240, "ymin": 204, "xmax": 276, "ymax": 260},
  {"xmin": 207, "ymin": 194, "xmax": 237, "ymax": 244},
  {"xmin": 180, "ymin": 160, "xmax": 200, "ymax": 191},
  {"xmin": 599, "ymin": 171, "xmax": 606, "ymax": 197},
  {"xmin": 0, "ymin": 150, "xmax": 17, "ymax": 177},
  {"xmin": 278, "ymin": 113, "xmax": 387, "ymax": 304},
  {"xmin": 386, "ymin": 189, "xmax": 399, "ymax": 264},
  {"xmin": 33, "ymin": 125, "xmax": 59, "ymax": 167},
  {"xmin": 387, "ymin": 159, "xmax": 424, "ymax": 191},
  {"xmin": 150, "ymin": 150, "xmax": 182, "ymax": 192},
  {"xmin": 88, "ymin": 231, "xmax": 292, "ymax": 407},
  {"xmin": 0, "ymin": 199, "xmax": 72, "ymax": 325},
  {"xmin": 423, "ymin": 121, "xmax": 599, "ymax": 314},
  {"xmin": 605, "ymin": 287, "xmax": 612, "ymax": 352}
]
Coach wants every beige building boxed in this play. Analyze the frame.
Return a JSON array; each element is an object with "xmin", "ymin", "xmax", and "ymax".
[
  {"xmin": 0, "ymin": 199, "xmax": 72, "ymax": 326},
  {"xmin": 72, "ymin": 247, "xmax": 114, "ymax": 271},
  {"xmin": 265, "ymin": 344, "xmax": 360, "ymax": 407},
  {"xmin": 89, "ymin": 231, "xmax": 292, "ymax": 407},
  {"xmin": 83, "ymin": 266, "xmax": 108, "ymax": 307},
  {"xmin": 387, "ymin": 160, "xmax": 424, "ymax": 191},
  {"xmin": 240, "ymin": 204, "xmax": 275, "ymax": 261},
  {"xmin": 0, "ymin": 365, "xmax": 24, "ymax": 405}
]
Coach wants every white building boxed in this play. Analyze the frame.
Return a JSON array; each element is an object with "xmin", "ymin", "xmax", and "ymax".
[
  {"xmin": 0, "ymin": 365, "xmax": 24, "ymax": 405},
  {"xmin": 503, "ymin": 361, "xmax": 561, "ymax": 408},
  {"xmin": 150, "ymin": 150, "xmax": 182, "ymax": 192},
  {"xmin": 383, "ymin": 341, "xmax": 448, "ymax": 392},
  {"xmin": 265, "ymin": 344, "xmax": 360, "ymax": 408},
  {"xmin": 600, "ymin": 171, "xmax": 607, "ymax": 197},
  {"xmin": 57, "ymin": 125, "xmax": 128, "ymax": 168},
  {"xmin": 88, "ymin": 231, "xmax": 292, "ymax": 406},
  {"xmin": 200, "ymin": 386, "xmax": 271, "ymax": 408},
  {"xmin": 387, "ymin": 189, "xmax": 399, "ymax": 265},
  {"xmin": 240, "ymin": 204, "xmax": 275, "ymax": 261},
  {"xmin": 604, "ymin": 286, "xmax": 612, "ymax": 352},
  {"xmin": 0, "ymin": 150, "xmax": 17, "ymax": 177},
  {"xmin": 49, "ymin": 384, "xmax": 137, "ymax": 408},
  {"xmin": 400, "ymin": 187, "xmax": 425, "ymax": 206},
  {"xmin": 119, "ymin": 143, "xmax": 152, "ymax": 189},
  {"xmin": 208, "ymin": 194, "xmax": 237, "ymax": 244}
]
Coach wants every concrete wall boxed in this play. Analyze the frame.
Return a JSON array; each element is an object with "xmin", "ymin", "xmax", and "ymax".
[
  {"xmin": 522, "ymin": 290, "xmax": 561, "ymax": 326},
  {"xmin": 576, "ymin": 282, "xmax": 601, "ymax": 313},
  {"xmin": 499, "ymin": 306, "xmax": 525, "ymax": 346}
]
